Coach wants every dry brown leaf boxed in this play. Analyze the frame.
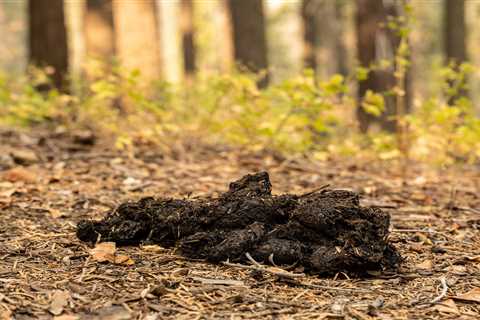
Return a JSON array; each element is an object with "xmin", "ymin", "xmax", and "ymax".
[
  {"xmin": 141, "ymin": 245, "xmax": 164, "ymax": 253},
  {"xmin": 433, "ymin": 299, "xmax": 459, "ymax": 314},
  {"xmin": 90, "ymin": 242, "xmax": 134, "ymax": 265},
  {"xmin": 453, "ymin": 287, "xmax": 480, "ymax": 303},
  {"xmin": 90, "ymin": 242, "xmax": 116, "ymax": 263},
  {"xmin": 54, "ymin": 315, "xmax": 80, "ymax": 320},
  {"xmin": 50, "ymin": 208, "xmax": 69, "ymax": 218},
  {"xmin": 114, "ymin": 254, "xmax": 135, "ymax": 265},
  {"xmin": 415, "ymin": 259, "xmax": 433, "ymax": 270},
  {"xmin": 2, "ymin": 167, "xmax": 37, "ymax": 183},
  {"xmin": 49, "ymin": 290, "xmax": 70, "ymax": 316},
  {"xmin": 0, "ymin": 188, "xmax": 17, "ymax": 198},
  {"xmin": 0, "ymin": 309, "xmax": 12, "ymax": 320}
]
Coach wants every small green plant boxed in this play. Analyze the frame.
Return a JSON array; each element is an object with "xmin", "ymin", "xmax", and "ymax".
[{"xmin": 1, "ymin": 51, "xmax": 480, "ymax": 167}]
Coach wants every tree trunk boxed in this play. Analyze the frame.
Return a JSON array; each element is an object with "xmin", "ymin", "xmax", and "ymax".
[
  {"xmin": 355, "ymin": 0, "xmax": 408, "ymax": 133},
  {"xmin": 180, "ymin": 0, "xmax": 196, "ymax": 81},
  {"xmin": 444, "ymin": 0, "xmax": 466, "ymax": 64},
  {"xmin": 227, "ymin": 0, "xmax": 268, "ymax": 88},
  {"xmin": 84, "ymin": 0, "xmax": 115, "ymax": 60},
  {"xmin": 444, "ymin": 0, "xmax": 467, "ymax": 103},
  {"xmin": 301, "ymin": 0, "xmax": 318, "ymax": 73},
  {"xmin": 334, "ymin": 1, "xmax": 348, "ymax": 77},
  {"xmin": 28, "ymin": 0, "xmax": 68, "ymax": 91},
  {"xmin": 112, "ymin": 0, "xmax": 161, "ymax": 81}
]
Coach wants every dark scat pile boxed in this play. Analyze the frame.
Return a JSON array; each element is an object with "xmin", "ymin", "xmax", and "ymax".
[{"xmin": 77, "ymin": 172, "xmax": 400, "ymax": 274}]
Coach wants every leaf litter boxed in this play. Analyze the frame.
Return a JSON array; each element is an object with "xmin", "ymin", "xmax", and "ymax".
[{"xmin": 0, "ymin": 128, "xmax": 479, "ymax": 319}]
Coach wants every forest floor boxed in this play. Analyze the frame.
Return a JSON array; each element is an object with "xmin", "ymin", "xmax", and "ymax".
[{"xmin": 0, "ymin": 127, "xmax": 479, "ymax": 320}]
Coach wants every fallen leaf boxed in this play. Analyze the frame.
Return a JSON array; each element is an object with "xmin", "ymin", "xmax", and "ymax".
[
  {"xmin": 50, "ymin": 208, "xmax": 69, "ymax": 218},
  {"xmin": 10, "ymin": 149, "xmax": 38, "ymax": 165},
  {"xmin": 54, "ymin": 315, "xmax": 79, "ymax": 320},
  {"xmin": 49, "ymin": 290, "xmax": 70, "ymax": 316},
  {"xmin": 90, "ymin": 242, "xmax": 134, "ymax": 265},
  {"xmin": 2, "ymin": 167, "xmax": 37, "ymax": 183},
  {"xmin": 415, "ymin": 259, "xmax": 433, "ymax": 270},
  {"xmin": 90, "ymin": 242, "xmax": 116, "ymax": 263},
  {"xmin": 453, "ymin": 287, "xmax": 480, "ymax": 303},
  {"xmin": 0, "ymin": 309, "xmax": 12, "ymax": 320},
  {"xmin": 114, "ymin": 254, "xmax": 135, "ymax": 265},
  {"xmin": 434, "ymin": 299, "xmax": 459, "ymax": 314},
  {"xmin": 0, "ymin": 188, "xmax": 17, "ymax": 198},
  {"xmin": 141, "ymin": 245, "xmax": 164, "ymax": 253}
]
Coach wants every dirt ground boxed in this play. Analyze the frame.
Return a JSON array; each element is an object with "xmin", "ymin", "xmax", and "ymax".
[{"xmin": 0, "ymin": 128, "xmax": 479, "ymax": 320}]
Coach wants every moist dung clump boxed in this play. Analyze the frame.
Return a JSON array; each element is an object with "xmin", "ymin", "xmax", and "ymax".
[{"xmin": 77, "ymin": 172, "xmax": 400, "ymax": 274}]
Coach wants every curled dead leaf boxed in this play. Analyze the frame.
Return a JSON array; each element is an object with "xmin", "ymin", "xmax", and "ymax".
[
  {"xmin": 89, "ymin": 242, "xmax": 134, "ymax": 265},
  {"xmin": 90, "ymin": 242, "xmax": 116, "ymax": 263}
]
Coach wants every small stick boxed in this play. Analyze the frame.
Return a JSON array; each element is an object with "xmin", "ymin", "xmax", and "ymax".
[
  {"xmin": 222, "ymin": 261, "xmax": 305, "ymax": 279},
  {"xmin": 300, "ymin": 184, "xmax": 330, "ymax": 197},
  {"xmin": 284, "ymin": 278, "xmax": 372, "ymax": 293},
  {"xmin": 431, "ymin": 276, "xmax": 448, "ymax": 304}
]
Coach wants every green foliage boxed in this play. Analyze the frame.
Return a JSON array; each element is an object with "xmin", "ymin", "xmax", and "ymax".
[
  {"xmin": 361, "ymin": 90, "xmax": 385, "ymax": 117},
  {"xmin": 2, "ymin": 57, "xmax": 480, "ymax": 166},
  {"xmin": 0, "ymin": 69, "xmax": 69, "ymax": 126}
]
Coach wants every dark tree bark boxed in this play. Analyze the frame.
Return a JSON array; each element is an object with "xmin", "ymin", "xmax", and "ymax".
[
  {"xmin": 444, "ymin": 0, "xmax": 466, "ymax": 64},
  {"xmin": 85, "ymin": 0, "xmax": 115, "ymax": 59},
  {"xmin": 28, "ymin": 0, "xmax": 68, "ymax": 91},
  {"xmin": 227, "ymin": 0, "xmax": 269, "ymax": 88},
  {"xmin": 301, "ymin": 0, "xmax": 318, "ymax": 73},
  {"xmin": 301, "ymin": 0, "xmax": 348, "ymax": 78},
  {"xmin": 355, "ymin": 0, "xmax": 411, "ymax": 133},
  {"xmin": 355, "ymin": 0, "xmax": 386, "ymax": 132},
  {"xmin": 334, "ymin": 1, "xmax": 348, "ymax": 77},
  {"xmin": 444, "ymin": 0, "xmax": 468, "ymax": 103},
  {"xmin": 180, "ymin": 0, "xmax": 196, "ymax": 80}
]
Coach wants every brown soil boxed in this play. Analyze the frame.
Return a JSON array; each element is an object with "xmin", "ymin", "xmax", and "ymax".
[{"xmin": 0, "ymin": 128, "xmax": 479, "ymax": 319}]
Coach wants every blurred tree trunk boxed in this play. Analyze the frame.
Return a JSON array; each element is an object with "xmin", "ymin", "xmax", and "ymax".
[
  {"xmin": 301, "ymin": 0, "xmax": 318, "ymax": 74},
  {"xmin": 302, "ymin": 0, "xmax": 348, "ymax": 78},
  {"xmin": 219, "ymin": 0, "xmax": 234, "ymax": 72},
  {"xmin": 112, "ymin": 0, "xmax": 161, "ymax": 81},
  {"xmin": 84, "ymin": 0, "xmax": 115, "ymax": 60},
  {"xmin": 444, "ymin": 0, "xmax": 467, "ymax": 102},
  {"xmin": 355, "ymin": 0, "xmax": 385, "ymax": 132},
  {"xmin": 355, "ymin": 0, "xmax": 411, "ymax": 133},
  {"xmin": 444, "ymin": 0, "xmax": 466, "ymax": 64},
  {"xmin": 28, "ymin": 0, "xmax": 68, "ymax": 91},
  {"xmin": 227, "ymin": 0, "xmax": 268, "ymax": 88},
  {"xmin": 180, "ymin": 0, "xmax": 196, "ymax": 81},
  {"xmin": 334, "ymin": 1, "xmax": 348, "ymax": 77}
]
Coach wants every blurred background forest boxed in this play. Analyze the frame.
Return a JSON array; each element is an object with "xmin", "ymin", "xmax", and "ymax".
[{"xmin": 0, "ymin": 0, "xmax": 479, "ymax": 165}]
